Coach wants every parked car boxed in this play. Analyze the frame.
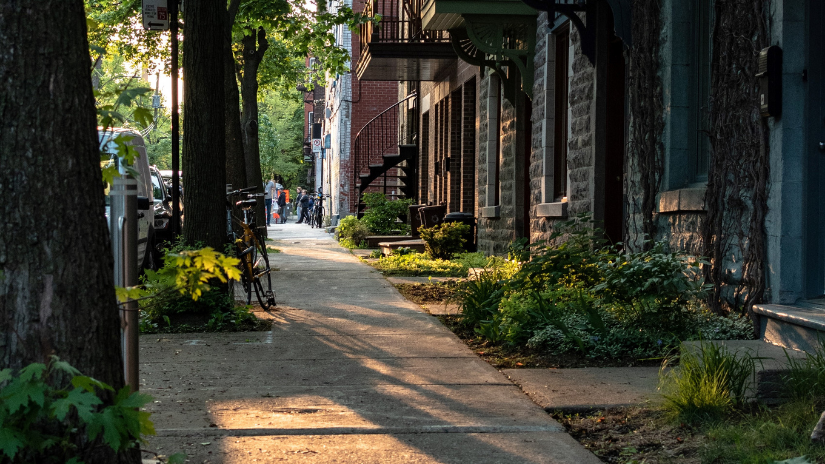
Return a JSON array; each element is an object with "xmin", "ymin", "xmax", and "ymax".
[
  {"xmin": 150, "ymin": 165, "xmax": 182, "ymax": 247},
  {"xmin": 100, "ymin": 128, "xmax": 157, "ymax": 272}
]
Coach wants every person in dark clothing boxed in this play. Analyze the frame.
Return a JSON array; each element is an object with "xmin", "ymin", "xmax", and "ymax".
[
  {"xmin": 277, "ymin": 190, "xmax": 287, "ymax": 224},
  {"xmin": 296, "ymin": 191, "xmax": 310, "ymax": 224}
]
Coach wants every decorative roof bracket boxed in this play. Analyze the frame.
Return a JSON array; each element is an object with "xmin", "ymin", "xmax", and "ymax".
[
  {"xmin": 519, "ymin": 0, "xmax": 633, "ymax": 65},
  {"xmin": 448, "ymin": 15, "xmax": 537, "ymax": 104}
]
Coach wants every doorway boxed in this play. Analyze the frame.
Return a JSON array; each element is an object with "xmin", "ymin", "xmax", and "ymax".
[
  {"xmin": 807, "ymin": 0, "xmax": 825, "ymax": 297},
  {"xmin": 603, "ymin": 35, "xmax": 626, "ymax": 245}
]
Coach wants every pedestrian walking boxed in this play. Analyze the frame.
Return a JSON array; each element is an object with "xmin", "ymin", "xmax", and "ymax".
[
  {"xmin": 297, "ymin": 190, "xmax": 311, "ymax": 224},
  {"xmin": 277, "ymin": 187, "xmax": 287, "ymax": 224},
  {"xmin": 295, "ymin": 187, "xmax": 304, "ymax": 223},
  {"xmin": 264, "ymin": 177, "xmax": 276, "ymax": 227}
]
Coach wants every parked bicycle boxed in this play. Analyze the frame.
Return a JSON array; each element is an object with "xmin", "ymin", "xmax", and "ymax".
[
  {"xmin": 226, "ymin": 187, "xmax": 276, "ymax": 309},
  {"xmin": 311, "ymin": 193, "xmax": 328, "ymax": 228}
]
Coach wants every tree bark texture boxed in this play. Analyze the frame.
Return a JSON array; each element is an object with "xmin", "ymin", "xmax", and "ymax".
[
  {"xmin": 224, "ymin": 1, "xmax": 246, "ymax": 191},
  {"xmin": 0, "ymin": 0, "xmax": 124, "ymax": 382},
  {"xmin": 0, "ymin": 1, "xmax": 137, "ymax": 461},
  {"xmin": 240, "ymin": 27, "xmax": 268, "ymax": 192},
  {"xmin": 183, "ymin": 0, "xmax": 228, "ymax": 249}
]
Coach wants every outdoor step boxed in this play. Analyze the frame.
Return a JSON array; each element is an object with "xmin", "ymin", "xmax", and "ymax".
[
  {"xmin": 366, "ymin": 235, "xmax": 412, "ymax": 248},
  {"xmin": 753, "ymin": 303, "xmax": 825, "ymax": 352},
  {"xmin": 379, "ymin": 239, "xmax": 426, "ymax": 255},
  {"xmin": 681, "ymin": 339, "xmax": 808, "ymax": 402}
]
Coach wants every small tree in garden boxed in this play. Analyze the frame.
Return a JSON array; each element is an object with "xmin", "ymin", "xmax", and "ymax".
[{"xmin": 419, "ymin": 222, "xmax": 471, "ymax": 260}]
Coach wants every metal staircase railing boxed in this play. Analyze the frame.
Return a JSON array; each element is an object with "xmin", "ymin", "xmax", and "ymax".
[
  {"xmin": 353, "ymin": 92, "xmax": 417, "ymax": 183},
  {"xmin": 353, "ymin": 92, "xmax": 418, "ymax": 216}
]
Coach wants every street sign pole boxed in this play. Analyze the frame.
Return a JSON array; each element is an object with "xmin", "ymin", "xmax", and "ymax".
[{"xmin": 170, "ymin": 0, "xmax": 180, "ymax": 237}]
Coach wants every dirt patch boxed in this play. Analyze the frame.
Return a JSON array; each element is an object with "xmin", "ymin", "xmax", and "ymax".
[
  {"xmin": 394, "ymin": 282, "xmax": 459, "ymax": 305},
  {"xmin": 436, "ymin": 315, "xmax": 662, "ymax": 369},
  {"xmin": 551, "ymin": 407, "xmax": 702, "ymax": 463}
]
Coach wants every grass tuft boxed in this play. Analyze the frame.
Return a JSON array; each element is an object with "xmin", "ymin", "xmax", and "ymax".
[{"xmin": 660, "ymin": 341, "xmax": 755, "ymax": 423}]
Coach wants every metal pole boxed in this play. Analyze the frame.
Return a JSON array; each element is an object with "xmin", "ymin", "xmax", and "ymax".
[
  {"xmin": 110, "ymin": 175, "xmax": 139, "ymax": 392},
  {"xmin": 170, "ymin": 0, "xmax": 181, "ymax": 237}
]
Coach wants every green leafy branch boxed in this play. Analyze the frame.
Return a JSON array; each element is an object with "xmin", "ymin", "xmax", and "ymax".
[
  {"xmin": 116, "ymin": 247, "xmax": 242, "ymax": 304},
  {"xmin": 0, "ymin": 357, "xmax": 186, "ymax": 463}
]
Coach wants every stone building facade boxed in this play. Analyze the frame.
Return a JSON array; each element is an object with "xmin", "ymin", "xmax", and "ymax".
[{"xmin": 353, "ymin": 0, "xmax": 825, "ymax": 341}]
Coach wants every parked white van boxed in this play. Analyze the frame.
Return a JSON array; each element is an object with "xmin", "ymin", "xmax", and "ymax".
[{"xmin": 100, "ymin": 128, "xmax": 156, "ymax": 271}]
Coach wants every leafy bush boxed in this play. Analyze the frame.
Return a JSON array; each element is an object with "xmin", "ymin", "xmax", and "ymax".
[
  {"xmin": 374, "ymin": 252, "xmax": 466, "ymax": 277},
  {"xmin": 339, "ymin": 237, "xmax": 368, "ymax": 249},
  {"xmin": 419, "ymin": 222, "xmax": 471, "ymax": 260},
  {"xmin": 0, "ymin": 357, "xmax": 185, "ymax": 464},
  {"xmin": 337, "ymin": 215, "xmax": 369, "ymax": 246},
  {"xmin": 660, "ymin": 342, "xmax": 756, "ymax": 423},
  {"xmin": 508, "ymin": 214, "xmax": 614, "ymax": 294},
  {"xmin": 360, "ymin": 193, "xmax": 413, "ymax": 235}
]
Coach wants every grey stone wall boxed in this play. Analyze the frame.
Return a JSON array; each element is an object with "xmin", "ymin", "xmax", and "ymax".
[
  {"xmin": 477, "ymin": 72, "xmax": 519, "ymax": 256},
  {"xmin": 529, "ymin": 13, "xmax": 597, "ymax": 244}
]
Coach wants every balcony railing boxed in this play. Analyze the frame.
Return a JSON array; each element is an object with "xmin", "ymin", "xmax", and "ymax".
[{"xmin": 361, "ymin": 0, "xmax": 450, "ymax": 51}]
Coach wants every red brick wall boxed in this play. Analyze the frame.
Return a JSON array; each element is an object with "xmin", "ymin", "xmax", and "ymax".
[{"xmin": 346, "ymin": 3, "xmax": 399, "ymax": 213}]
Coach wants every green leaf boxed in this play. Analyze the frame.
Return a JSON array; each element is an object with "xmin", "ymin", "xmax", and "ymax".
[
  {"xmin": 0, "ymin": 368, "xmax": 12, "ymax": 383},
  {"xmin": 49, "ymin": 357, "xmax": 81, "ymax": 377},
  {"xmin": 167, "ymin": 453, "xmax": 187, "ymax": 464},
  {"xmin": 72, "ymin": 375, "xmax": 114, "ymax": 393},
  {"xmin": 116, "ymin": 391, "xmax": 152, "ymax": 409},
  {"xmin": 52, "ymin": 387, "xmax": 102, "ymax": 422},
  {"xmin": 2, "ymin": 376, "xmax": 46, "ymax": 414},
  {"xmin": 0, "ymin": 428, "xmax": 25, "ymax": 459}
]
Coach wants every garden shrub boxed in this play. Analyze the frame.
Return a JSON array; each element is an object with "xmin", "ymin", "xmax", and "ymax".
[
  {"xmin": 452, "ymin": 213, "xmax": 755, "ymax": 363},
  {"xmin": 337, "ymin": 215, "xmax": 369, "ymax": 246},
  {"xmin": 360, "ymin": 193, "xmax": 412, "ymax": 235},
  {"xmin": 374, "ymin": 252, "xmax": 466, "ymax": 277},
  {"xmin": 419, "ymin": 222, "xmax": 471, "ymax": 260}
]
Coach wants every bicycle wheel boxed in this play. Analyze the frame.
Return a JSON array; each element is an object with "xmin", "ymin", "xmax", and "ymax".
[
  {"xmin": 236, "ymin": 239, "xmax": 256, "ymax": 305},
  {"xmin": 250, "ymin": 230, "xmax": 276, "ymax": 309}
]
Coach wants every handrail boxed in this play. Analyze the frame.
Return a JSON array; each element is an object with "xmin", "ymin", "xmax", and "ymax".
[
  {"xmin": 353, "ymin": 92, "xmax": 418, "ymax": 183},
  {"xmin": 359, "ymin": 0, "xmax": 450, "ymax": 62}
]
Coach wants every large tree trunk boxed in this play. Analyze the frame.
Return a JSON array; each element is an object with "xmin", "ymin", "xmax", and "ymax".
[
  {"xmin": 240, "ymin": 27, "xmax": 268, "ymax": 192},
  {"xmin": 0, "ymin": 0, "xmax": 122, "ymax": 384},
  {"xmin": 182, "ymin": 0, "xmax": 227, "ymax": 249},
  {"xmin": 0, "ymin": 1, "xmax": 136, "ymax": 461},
  {"xmin": 224, "ymin": 1, "xmax": 246, "ymax": 191},
  {"xmin": 240, "ymin": 27, "xmax": 268, "ymax": 231}
]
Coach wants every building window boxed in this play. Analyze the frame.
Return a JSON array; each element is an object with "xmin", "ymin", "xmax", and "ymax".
[
  {"xmin": 421, "ymin": 111, "xmax": 430, "ymax": 204},
  {"xmin": 553, "ymin": 24, "xmax": 570, "ymax": 201},
  {"xmin": 481, "ymin": 73, "xmax": 502, "ymax": 217},
  {"xmin": 693, "ymin": 0, "xmax": 712, "ymax": 182},
  {"xmin": 661, "ymin": 0, "xmax": 713, "ymax": 195},
  {"xmin": 536, "ymin": 23, "xmax": 571, "ymax": 218}
]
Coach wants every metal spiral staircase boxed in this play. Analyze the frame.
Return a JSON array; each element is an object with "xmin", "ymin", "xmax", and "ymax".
[{"xmin": 353, "ymin": 92, "xmax": 418, "ymax": 217}]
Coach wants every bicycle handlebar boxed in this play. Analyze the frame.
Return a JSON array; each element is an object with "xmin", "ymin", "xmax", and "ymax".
[{"xmin": 226, "ymin": 186, "xmax": 258, "ymax": 197}]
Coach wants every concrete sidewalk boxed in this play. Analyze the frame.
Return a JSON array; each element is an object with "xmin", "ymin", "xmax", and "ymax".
[{"xmin": 141, "ymin": 223, "xmax": 600, "ymax": 463}]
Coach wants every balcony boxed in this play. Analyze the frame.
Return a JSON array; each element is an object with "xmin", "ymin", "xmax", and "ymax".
[
  {"xmin": 355, "ymin": 0, "xmax": 456, "ymax": 81},
  {"xmin": 421, "ymin": 0, "xmax": 537, "ymax": 31}
]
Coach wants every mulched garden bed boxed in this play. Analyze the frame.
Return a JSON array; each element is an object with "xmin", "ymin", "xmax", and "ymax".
[
  {"xmin": 551, "ymin": 407, "xmax": 703, "ymax": 463},
  {"xmin": 141, "ymin": 304, "xmax": 275, "ymax": 334},
  {"xmin": 393, "ymin": 282, "xmax": 460, "ymax": 305}
]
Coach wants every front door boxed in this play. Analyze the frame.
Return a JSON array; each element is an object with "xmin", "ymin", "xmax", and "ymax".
[{"xmin": 807, "ymin": 0, "xmax": 825, "ymax": 298}]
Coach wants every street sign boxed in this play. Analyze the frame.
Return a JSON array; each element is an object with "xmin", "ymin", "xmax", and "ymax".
[
  {"xmin": 312, "ymin": 138, "xmax": 322, "ymax": 154},
  {"xmin": 143, "ymin": 0, "xmax": 169, "ymax": 31}
]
